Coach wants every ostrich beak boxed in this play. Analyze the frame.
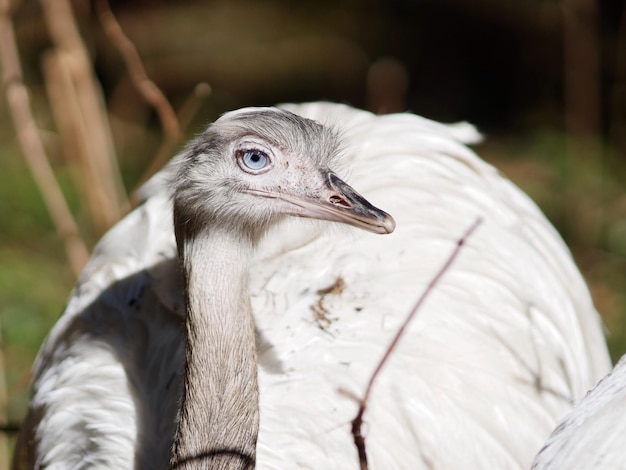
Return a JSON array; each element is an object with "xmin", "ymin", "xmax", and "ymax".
[
  {"xmin": 248, "ymin": 171, "xmax": 395, "ymax": 234},
  {"xmin": 311, "ymin": 170, "xmax": 395, "ymax": 234}
]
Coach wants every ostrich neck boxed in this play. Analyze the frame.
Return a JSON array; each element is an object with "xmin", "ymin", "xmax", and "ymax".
[{"xmin": 171, "ymin": 229, "xmax": 259, "ymax": 470}]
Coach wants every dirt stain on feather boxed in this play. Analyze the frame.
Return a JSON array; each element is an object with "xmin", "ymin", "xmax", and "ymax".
[{"xmin": 311, "ymin": 276, "xmax": 345, "ymax": 331}]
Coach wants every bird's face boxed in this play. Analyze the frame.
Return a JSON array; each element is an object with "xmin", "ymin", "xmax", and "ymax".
[{"xmin": 173, "ymin": 108, "xmax": 395, "ymax": 240}]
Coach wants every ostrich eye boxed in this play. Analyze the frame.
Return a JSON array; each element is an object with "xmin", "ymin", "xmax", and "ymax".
[{"xmin": 238, "ymin": 149, "xmax": 271, "ymax": 173}]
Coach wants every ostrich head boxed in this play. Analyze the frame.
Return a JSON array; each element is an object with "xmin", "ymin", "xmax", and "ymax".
[
  {"xmin": 172, "ymin": 107, "xmax": 395, "ymax": 244},
  {"xmin": 168, "ymin": 107, "xmax": 395, "ymax": 469}
]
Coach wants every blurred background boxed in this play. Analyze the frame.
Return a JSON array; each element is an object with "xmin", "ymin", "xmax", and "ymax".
[{"xmin": 1, "ymin": 0, "xmax": 625, "ymax": 465}]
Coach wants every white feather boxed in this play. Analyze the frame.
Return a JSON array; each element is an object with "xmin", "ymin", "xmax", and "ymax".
[
  {"xmin": 533, "ymin": 354, "xmax": 626, "ymax": 469},
  {"xmin": 14, "ymin": 102, "xmax": 610, "ymax": 469}
]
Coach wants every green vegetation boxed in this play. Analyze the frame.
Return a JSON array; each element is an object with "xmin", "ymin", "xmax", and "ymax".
[{"xmin": 1, "ymin": 147, "xmax": 74, "ymax": 422}]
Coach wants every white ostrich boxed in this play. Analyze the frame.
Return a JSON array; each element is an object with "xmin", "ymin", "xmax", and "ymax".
[{"xmin": 13, "ymin": 102, "xmax": 610, "ymax": 469}]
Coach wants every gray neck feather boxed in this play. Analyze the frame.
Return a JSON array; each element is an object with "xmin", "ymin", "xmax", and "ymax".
[{"xmin": 170, "ymin": 228, "xmax": 259, "ymax": 470}]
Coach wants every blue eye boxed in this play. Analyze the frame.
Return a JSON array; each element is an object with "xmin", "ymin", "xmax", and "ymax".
[{"xmin": 240, "ymin": 149, "xmax": 270, "ymax": 172}]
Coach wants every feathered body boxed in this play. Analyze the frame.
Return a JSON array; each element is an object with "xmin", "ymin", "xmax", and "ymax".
[
  {"xmin": 14, "ymin": 102, "xmax": 610, "ymax": 469},
  {"xmin": 533, "ymin": 354, "xmax": 626, "ymax": 469}
]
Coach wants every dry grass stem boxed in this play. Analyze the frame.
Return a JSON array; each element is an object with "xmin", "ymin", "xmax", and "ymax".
[
  {"xmin": 40, "ymin": 0, "xmax": 128, "ymax": 232},
  {"xmin": 134, "ymin": 82, "xmax": 212, "ymax": 194},
  {"xmin": 0, "ymin": 0, "xmax": 89, "ymax": 276},
  {"xmin": 43, "ymin": 50, "xmax": 117, "ymax": 232},
  {"xmin": 1, "ymin": 12, "xmax": 88, "ymax": 460},
  {"xmin": 177, "ymin": 83, "xmax": 212, "ymax": 131},
  {"xmin": 343, "ymin": 217, "xmax": 483, "ymax": 470},
  {"xmin": 96, "ymin": 0, "xmax": 187, "ymax": 188}
]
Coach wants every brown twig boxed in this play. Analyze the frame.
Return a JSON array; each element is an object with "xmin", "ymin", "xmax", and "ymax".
[
  {"xmin": 134, "ymin": 81, "xmax": 212, "ymax": 193},
  {"xmin": 40, "ymin": 0, "xmax": 127, "ymax": 232},
  {"xmin": 340, "ymin": 217, "xmax": 483, "ymax": 470},
  {"xmin": 129, "ymin": 82, "xmax": 212, "ymax": 204},
  {"xmin": 177, "ymin": 82, "xmax": 212, "ymax": 132},
  {"xmin": 0, "ymin": 0, "xmax": 89, "ymax": 276},
  {"xmin": 96, "ymin": 0, "xmax": 184, "ymax": 187},
  {"xmin": 42, "ymin": 50, "xmax": 116, "ymax": 233}
]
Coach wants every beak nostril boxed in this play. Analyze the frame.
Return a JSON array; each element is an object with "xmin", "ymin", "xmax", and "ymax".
[{"xmin": 329, "ymin": 195, "xmax": 352, "ymax": 208}]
